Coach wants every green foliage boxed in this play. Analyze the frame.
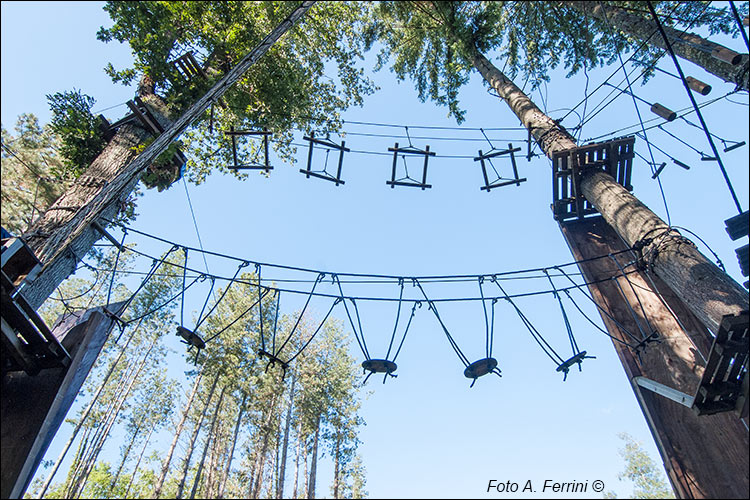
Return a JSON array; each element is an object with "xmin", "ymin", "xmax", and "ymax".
[
  {"xmin": 1, "ymin": 114, "xmax": 69, "ymax": 234},
  {"xmin": 97, "ymin": 1, "xmax": 376, "ymax": 184},
  {"xmin": 46, "ymin": 89, "xmax": 107, "ymax": 177},
  {"xmin": 607, "ymin": 432, "xmax": 675, "ymax": 499},
  {"xmin": 364, "ymin": 1, "xmax": 744, "ymax": 123}
]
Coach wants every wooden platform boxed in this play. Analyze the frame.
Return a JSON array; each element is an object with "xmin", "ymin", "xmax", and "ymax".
[
  {"xmin": 1, "ymin": 238, "xmax": 70, "ymax": 376},
  {"xmin": 551, "ymin": 136, "xmax": 635, "ymax": 221},
  {"xmin": 693, "ymin": 311, "xmax": 749, "ymax": 417}
]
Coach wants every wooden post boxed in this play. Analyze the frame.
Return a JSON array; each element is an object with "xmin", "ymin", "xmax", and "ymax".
[
  {"xmin": 580, "ymin": 170, "xmax": 748, "ymax": 335},
  {"xmin": 561, "ymin": 216, "xmax": 749, "ymax": 499},
  {"xmin": 1, "ymin": 303, "xmax": 124, "ymax": 499}
]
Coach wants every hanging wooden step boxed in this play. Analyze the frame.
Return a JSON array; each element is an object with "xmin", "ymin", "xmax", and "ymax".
[
  {"xmin": 693, "ymin": 311, "xmax": 749, "ymax": 417},
  {"xmin": 1, "ymin": 238, "xmax": 71, "ymax": 376},
  {"xmin": 551, "ymin": 136, "xmax": 635, "ymax": 221},
  {"xmin": 634, "ymin": 310, "xmax": 749, "ymax": 418}
]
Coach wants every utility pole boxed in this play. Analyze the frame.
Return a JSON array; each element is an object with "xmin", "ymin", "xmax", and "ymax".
[{"xmin": 20, "ymin": 1, "xmax": 316, "ymax": 310}]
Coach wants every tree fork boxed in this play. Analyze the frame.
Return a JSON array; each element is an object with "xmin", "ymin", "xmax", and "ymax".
[{"xmin": 564, "ymin": 1, "xmax": 749, "ymax": 92}]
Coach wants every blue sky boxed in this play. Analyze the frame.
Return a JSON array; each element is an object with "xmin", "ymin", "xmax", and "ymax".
[{"xmin": 2, "ymin": 2, "xmax": 748, "ymax": 499}]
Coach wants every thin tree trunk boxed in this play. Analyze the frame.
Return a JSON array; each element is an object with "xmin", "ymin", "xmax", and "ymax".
[
  {"xmin": 108, "ymin": 423, "xmax": 142, "ymax": 496},
  {"xmin": 36, "ymin": 327, "xmax": 138, "ymax": 498},
  {"xmin": 176, "ymin": 372, "xmax": 220, "ymax": 499},
  {"xmin": 69, "ymin": 339, "xmax": 157, "ymax": 498},
  {"xmin": 189, "ymin": 385, "xmax": 226, "ymax": 499},
  {"xmin": 251, "ymin": 392, "xmax": 280, "ymax": 499},
  {"xmin": 124, "ymin": 424, "xmax": 156, "ymax": 498},
  {"xmin": 292, "ymin": 419, "xmax": 303, "ymax": 499},
  {"xmin": 564, "ymin": 1, "xmax": 749, "ymax": 91},
  {"xmin": 218, "ymin": 391, "xmax": 247, "ymax": 499},
  {"xmin": 465, "ymin": 45, "xmax": 748, "ymax": 336},
  {"xmin": 154, "ymin": 371, "xmax": 204, "ymax": 498},
  {"xmin": 332, "ymin": 435, "xmax": 341, "ymax": 499},
  {"xmin": 277, "ymin": 374, "xmax": 296, "ymax": 499},
  {"xmin": 307, "ymin": 415, "xmax": 320, "ymax": 500}
]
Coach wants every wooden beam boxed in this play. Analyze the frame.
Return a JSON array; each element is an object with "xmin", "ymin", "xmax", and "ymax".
[
  {"xmin": 1, "ymin": 303, "xmax": 124, "ymax": 498},
  {"xmin": 561, "ymin": 216, "xmax": 749, "ymax": 499}
]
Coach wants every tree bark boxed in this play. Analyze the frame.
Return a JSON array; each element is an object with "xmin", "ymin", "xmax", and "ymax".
[
  {"xmin": 278, "ymin": 375, "xmax": 297, "ymax": 499},
  {"xmin": 123, "ymin": 424, "xmax": 155, "ymax": 498},
  {"xmin": 218, "ymin": 391, "xmax": 247, "ymax": 499},
  {"xmin": 466, "ymin": 45, "xmax": 748, "ymax": 336},
  {"xmin": 36, "ymin": 326, "xmax": 137, "ymax": 498},
  {"xmin": 580, "ymin": 170, "xmax": 748, "ymax": 334},
  {"xmin": 19, "ymin": 2, "xmax": 316, "ymax": 312},
  {"xmin": 292, "ymin": 419, "xmax": 303, "ymax": 499},
  {"xmin": 189, "ymin": 385, "xmax": 226, "ymax": 499},
  {"xmin": 68, "ymin": 337, "xmax": 156, "ymax": 498},
  {"xmin": 564, "ymin": 1, "xmax": 749, "ymax": 91},
  {"xmin": 176, "ymin": 372, "xmax": 220, "ymax": 499},
  {"xmin": 154, "ymin": 371, "xmax": 204, "ymax": 498},
  {"xmin": 307, "ymin": 415, "xmax": 320, "ymax": 500}
]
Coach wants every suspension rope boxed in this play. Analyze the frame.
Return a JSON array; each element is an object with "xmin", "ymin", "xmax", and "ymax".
[{"xmin": 415, "ymin": 279, "xmax": 470, "ymax": 367}]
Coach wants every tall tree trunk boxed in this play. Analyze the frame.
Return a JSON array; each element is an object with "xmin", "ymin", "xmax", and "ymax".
[
  {"xmin": 565, "ymin": 1, "xmax": 749, "ymax": 91},
  {"xmin": 124, "ymin": 424, "xmax": 156, "ymax": 498},
  {"xmin": 465, "ymin": 45, "xmax": 747, "ymax": 336},
  {"xmin": 154, "ymin": 371, "xmax": 204, "ymax": 498},
  {"xmin": 20, "ymin": 2, "xmax": 315, "ymax": 312},
  {"xmin": 277, "ymin": 375, "xmax": 296, "ymax": 499},
  {"xmin": 332, "ymin": 434, "xmax": 341, "ymax": 499},
  {"xmin": 251, "ymin": 392, "xmax": 280, "ymax": 499},
  {"xmin": 307, "ymin": 415, "xmax": 320, "ymax": 500},
  {"xmin": 218, "ymin": 391, "xmax": 247, "ymax": 499},
  {"xmin": 36, "ymin": 326, "xmax": 138, "ymax": 498},
  {"xmin": 108, "ymin": 423, "xmax": 142, "ymax": 496},
  {"xmin": 189, "ymin": 385, "xmax": 226, "ymax": 499},
  {"xmin": 69, "ymin": 338, "xmax": 157, "ymax": 498},
  {"xmin": 176, "ymin": 372, "xmax": 220, "ymax": 499},
  {"xmin": 292, "ymin": 419, "xmax": 303, "ymax": 499}
]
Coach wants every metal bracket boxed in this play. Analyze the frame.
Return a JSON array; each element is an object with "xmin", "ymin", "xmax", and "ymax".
[{"xmin": 633, "ymin": 376, "xmax": 695, "ymax": 408}]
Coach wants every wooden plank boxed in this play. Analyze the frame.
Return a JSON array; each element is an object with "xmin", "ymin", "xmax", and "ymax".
[
  {"xmin": 1, "ymin": 302, "xmax": 125, "ymax": 499},
  {"xmin": 561, "ymin": 216, "xmax": 749, "ymax": 499}
]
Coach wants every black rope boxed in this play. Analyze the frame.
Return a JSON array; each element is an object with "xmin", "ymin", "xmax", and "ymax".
[
  {"xmin": 335, "ymin": 275, "xmax": 371, "ymax": 360},
  {"xmin": 274, "ymin": 273, "xmax": 324, "ymax": 356},
  {"xmin": 543, "ymin": 269, "xmax": 578, "ymax": 357},
  {"xmin": 124, "ymin": 273, "xmax": 203, "ymax": 326},
  {"xmin": 384, "ymin": 279, "xmax": 405, "ymax": 360},
  {"xmin": 180, "ymin": 247, "xmax": 188, "ymax": 327},
  {"xmin": 553, "ymin": 266, "xmax": 644, "ymax": 345},
  {"xmin": 257, "ymin": 264, "xmax": 266, "ymax": 351},
  {"xmin": 392, "ymin": 300, "xmax": 421, "ymax": 363},
  {"xmin": 492, "ymin": 279, "xmax": 565, "ymax": 365},
  {"xmin": 272, "ymin": 288, "xmax": 280, "ymax": 355},
  {"xmin": 415, "ymin": 279, "xmax": 470, "ymax": 367},
  {"xmin": 194, "ymin": 261, "xmax": 248, "ymax": 331},
  {"xmin": 646, "ymin": 0, "xmax": 742, "ymax": 214},
  {"xmin": 478, "ymin": 276, "xmax": 491, "ymax": 358},
  {"xmin": 203, "ymin": 287, "xmax": 270, "ymax": 343},
  {"xmin": 105, "ymin": 228, "xmax": 127, "ymax": 308},
  {"xmin": 609, "ymin": 254, "xmax": 656, "ymax": 339},
  {"xmin": 285, "ymin": 298, "xmax": 341, "ymax": 364},
  {"xmin": 729, "ymin": 1, "xmax": 750, "ymax": 51}
]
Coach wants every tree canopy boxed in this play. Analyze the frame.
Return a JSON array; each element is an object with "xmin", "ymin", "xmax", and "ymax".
[
  {"xmin": 364, "ymin": 1, "xmax": 747, "ymax": 123},
  {"xmin": 96, "ymin": 1, "xmax": 376, "ymax": 184}
]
